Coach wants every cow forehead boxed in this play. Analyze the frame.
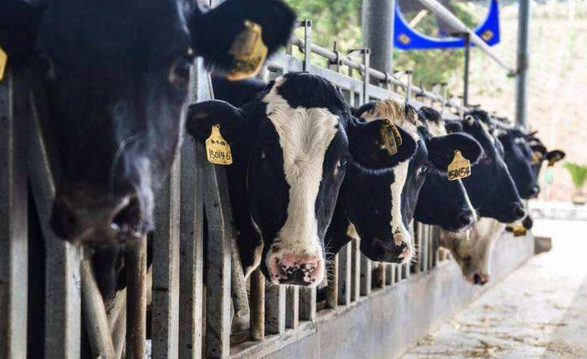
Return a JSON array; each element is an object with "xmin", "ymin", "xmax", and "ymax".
[
  {"xmin": 263, "ymin": 77, "xmax": 341, "ymax": 173},
  {"xmin": 39, "ymin": 0, "xmax": 190, "ymax": 67},
  {"xmin": 361, "ymin": 99, "xmax": 421, "ymax": 139},
  {"xmin": 426, "ymin": 119, "xmax": 447, "ymax": 137}
]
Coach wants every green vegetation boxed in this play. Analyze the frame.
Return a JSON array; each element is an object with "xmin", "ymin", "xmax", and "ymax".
[
  {"xmin": 288, "ymin": 0, "xmax": 482, "ymax": 88},
  {"xmin": 564, "ymin": 162, "xmax": 587, "ymax": 190}
]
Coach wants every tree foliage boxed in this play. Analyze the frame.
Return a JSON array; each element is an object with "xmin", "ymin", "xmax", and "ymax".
[{"xmin": 287, "ymin": 0, "xmax": 482, "ymax": 88}]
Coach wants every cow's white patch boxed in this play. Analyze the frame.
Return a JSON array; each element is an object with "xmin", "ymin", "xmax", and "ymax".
[
  {"xmin": 262, "ymin": 77, "xmax": 338, "ymax": 261},
  {"xmin": 426, "ymin": 119, "xmax": 448, "ymax": 137}
]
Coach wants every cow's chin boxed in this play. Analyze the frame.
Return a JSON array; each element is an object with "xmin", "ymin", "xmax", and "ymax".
[{"xmin": 263, "ymin": 244, "xmax": 325, "ymax": 287}]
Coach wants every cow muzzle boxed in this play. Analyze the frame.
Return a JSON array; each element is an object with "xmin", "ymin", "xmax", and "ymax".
[
  {"xmin": 51, "ymin": 189, "xmax": 151, "ymax": 244},
  {"xmin": 266, "ymin": 249, "xmax": 324, "ymax": 287},
  {"xmin": 470, "ymin": 273, "xmax": 490, "ymax": 286}
]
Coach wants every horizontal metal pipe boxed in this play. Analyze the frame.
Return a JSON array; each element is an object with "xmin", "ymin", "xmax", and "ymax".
[
  {"xmin": 416, "ymin": 0, "xmax": 517, "ymax": 76},
  {"xmin": 290, "ymin": 38, "xmax": 465, "ymax": 112}
]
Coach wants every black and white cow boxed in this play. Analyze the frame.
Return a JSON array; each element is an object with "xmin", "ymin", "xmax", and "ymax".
[
  {"xmin": 2, "ymin": 0, "xmax": 295, "ymax": 355},
  {"xmin": 326, "ymin": 100, "xmax": 483, "ymax": 264},
  {"xmin": 188, "ymin": 72, "xmax": 417, "ymax": 286},
  {"xmin": 441, "ymin": 113, "xmax": 526, "ymax": 285}
]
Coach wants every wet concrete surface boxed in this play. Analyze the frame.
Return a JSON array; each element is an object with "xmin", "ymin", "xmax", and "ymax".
[{"xmin": 401, "ymin": 219, "xmax": 587, "ymax": 359}]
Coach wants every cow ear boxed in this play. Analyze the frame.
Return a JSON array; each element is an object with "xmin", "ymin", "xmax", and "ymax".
[
  {"xmin": 186, "ymin": 100, "xmax": 246, "ymax": 143},
  {"xmin": 189, "ymin": 0, "xmax": 295, "ymax": 76},
  {"xmin": 445, "ymin": 120, "xmax": 463, "ymax": 133},
  {"xmin": 0, "ymin": 0, "xmax": 45, "ymax": 60},
  {"xmin": 427, "ymin": 133, "xmax": 484, "ymax": 172},
  {"xmin": 351, "ymin": 102, "xmax": 377, "ymax": 118},
  {"xmin": 546, "ymin": 150, "xmax": 565, "ymax": 164},
  {"xmin": 347, "ymin": 118, "xmax": 417, "ymax": 170}
]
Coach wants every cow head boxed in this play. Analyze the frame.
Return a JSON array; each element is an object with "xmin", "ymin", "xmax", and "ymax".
[
  {"xmin": 495, "ymin": 126, "xmax": 540, "ymax": 199},
  {"xmin": 187, "ymin": 73, "xmax": 414, "ymax": 286},
  {"xmin": 440, "ymin": 218, "xmax": 504, "ymax": 285},
  {"xmin": 526, "ymin": 132, "xmax": 566, "ymax": 180},
  {"xmin": 343, "ymin": 101, "xmax": 480, "ymax": 263},
  {"xmin": 447, "ymin": 114, "xmax": 526, "ymax": 223},
  {"xmin": 2, "ymin": 0, "xmax": 295, "ymax": 244},
  {"xmin": 414, "ymin": 107, "xmax": 483, "ymax": 232}
]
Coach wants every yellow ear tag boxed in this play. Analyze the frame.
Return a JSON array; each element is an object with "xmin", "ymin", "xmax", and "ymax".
[
  {"xmin": 447, "ymin": 150, "xmax": 471, "ymax": 181},
  {"xmin": 0, "ymin": 46, "xmax": 7, "ymax": 81},
  {"xmin": 379, "ymin": 120, "xmax": 403, "ymax": 156},
  {"xmin": 205, "ymin": 125, "xmax": 233, "ymax": 165},
  {"xmin": 226, "ymin": 20, "xmax": 268, "ymax": 81},
  {"xmin": 512, "ymin": 224, "xmax": 527, "ymax": 237}
]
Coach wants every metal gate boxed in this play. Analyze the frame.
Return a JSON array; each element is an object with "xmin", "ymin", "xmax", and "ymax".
[{"xmin": 1, "ymin": 19, "xmax": 510, "ymax": 359}]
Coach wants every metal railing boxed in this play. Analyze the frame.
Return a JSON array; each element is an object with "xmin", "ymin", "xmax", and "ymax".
[{"xmin": 0, "ymin": 19, "xmax": 462, "ymax": 359}]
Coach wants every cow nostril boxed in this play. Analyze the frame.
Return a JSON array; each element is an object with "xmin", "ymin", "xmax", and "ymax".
[
  {"xmin": 529, "ymin": 185, "xmax": 540, "ymax": 197},
  {"xmin": 111, "ymin": 196, "xmax": 142, "ymax": 237},
  {"xmin": 473, "ymin": 273, "xmax": 482, "ymax": 285},
  {"xmin": 458, "ymin": 213, "xmax": 474, "ymax": 227}
]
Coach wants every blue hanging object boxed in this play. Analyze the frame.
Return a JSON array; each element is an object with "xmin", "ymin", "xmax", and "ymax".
[
  {"xmin": 394, "ymin": 0, "xmax": 501, "ymax": 50},
  {"xmin": 544, "ymin": 166, "xmax": 554, "ymax": 185}
]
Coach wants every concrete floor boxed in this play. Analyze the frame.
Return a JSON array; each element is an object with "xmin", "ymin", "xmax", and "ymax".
[{"xmin": 401, "ymin": 219, "xmax": 587, "ymax": 359}]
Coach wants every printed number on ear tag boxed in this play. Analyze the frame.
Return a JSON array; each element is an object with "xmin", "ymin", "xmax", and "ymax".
[
  {"xmin": 447, "ymin": 150, "xmax": 471, "ymax": 181},
  {"xmin": 206, "ymin": 125, "xmax": 233, "ymax": 165},
  {"xmin": 0, "ymin": 46, "xmax": 7, "ymax": 81},
  {"xmin": 227, "ymin": 20, "xmax": 268, "ymax": 81},
  {"xmin": 379, "ymin": 120, "xmax": 403, "ymax": 156}
]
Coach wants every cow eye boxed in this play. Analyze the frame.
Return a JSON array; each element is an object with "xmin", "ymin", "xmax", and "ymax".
[{"xmin": 170, "ymin": 55, "xmax": 194, "ymax": 84}]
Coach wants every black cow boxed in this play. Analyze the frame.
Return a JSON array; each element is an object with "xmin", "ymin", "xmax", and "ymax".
[
  {"xmin": 327, "ymin": 100, "xmax": 482, "ymax": 264},
  {"xmin": 525, "ymin": 131, "xmax": 566, "ymax": 181},
  {"xmin": 0, "ymin": 0, "xmax": 295, "ymax": 245},
  {"xmin": 187, "ymin": 72, "xmax": 417, "ymax": 286}
]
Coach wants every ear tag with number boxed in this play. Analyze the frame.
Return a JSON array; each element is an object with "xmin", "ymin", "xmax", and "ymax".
[
  {"xmin": 379, "ymin": 120, "xmax": 403, "ymax": 156},
  {"xmin": 0, "ymin": 46, "xmax": 7, "ymax": 81},
  {"xmin": 206, "ymin": 125, "xmax": 233, "ymax": 165},
  {"xmin": 227, "ymin": 20, "xmax": 268, "ymax": 81},
  {"xmin": 447, "ymin": 150, "xmax": 471, "ymax": 181}
]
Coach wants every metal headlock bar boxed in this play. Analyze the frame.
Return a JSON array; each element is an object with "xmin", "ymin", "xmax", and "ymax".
[
  {"xmin": 0, "ymin": 10, "xmax": 476, "ymax": 359},
  {"xmin": 416, "ymin": 0, "xmax": 518, "ymax": 77}
]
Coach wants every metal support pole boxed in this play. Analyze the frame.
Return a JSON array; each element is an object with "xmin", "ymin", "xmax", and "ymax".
[
  {"xmin": 516, "ymin": 0, "xmax": 531, "ymax": 127},
  {"xmin": 463, "ymin": 33, "xmax": 471, "ymax": 108},
  {"xmin": 362, "ymin": 0, "xmax": 396, "ymax": 78},
  {"xmin": 302, "ymin": 20, "xmax": 312, "ymax": 72}
]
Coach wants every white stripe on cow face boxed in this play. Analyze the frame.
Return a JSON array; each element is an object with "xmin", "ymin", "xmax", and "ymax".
[
  {"xmin": 359, "ymin": 99, "xmax": 418, "ymax": 262},
  {"xmin": 261, "ymin": 77, "xmax": 338, "ymax": 280}
]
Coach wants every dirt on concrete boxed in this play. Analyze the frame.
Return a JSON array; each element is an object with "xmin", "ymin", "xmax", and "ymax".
[{"xmin": 401, "ymin": 219, "xmax": 587, "ymax": 359}]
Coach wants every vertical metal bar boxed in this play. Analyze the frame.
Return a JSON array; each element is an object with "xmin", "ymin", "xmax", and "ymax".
[
  {"xmin": 406, "ymin": 70, "xmax": 413, "ymax": 101},
  {"xmin": 337, "ymin": 244, "xmax": 352, "ymax": 306},
  {"xmin": 178, "ymin": 140, "xmax": 205, "ymax": 359},
  {"xmin": 29, "ymin": 81, "xmax": 82, "ymax": 359},
  {"xmin": 250, "ymin": 269, "xmax": 265, "ymax": 341},
  {"xmin": 231, "ymin": 237, "xmax": 249, "ymax": 320},
  {"xmin": 516, "ymin": 0, "xmax": 531, "ymax": 127},
  {"xmin": 463, "ymin": 33, "xmax": 471, "ymax": 108},
  {"xmin": 325, "ymin": 255, "xmax": 339, "ymax": 309},
  {"xmin": 125, "ymin": 237, "xmax": 147, "ymax": 359},
  {"xmin": 351, "ymin": 240, "xmax": 361, "ymax": 302},
  {"xmin": 362, "ymin": 49, "xmax": 371, "ymax": 104},
  {"xmin": 0, "ymin": 69, "xmax": 28, "ymax": 359},
  {"xmin": 152, "ymin": 155, "xmax": 181, "ymax": 359},
  {"xmin": 299, "ymin": 287, "xmax": 316, "ymax": 321},
  {"xmin": 204, "ymin": 162, "xmax": 232, "ymax": 358},
  {"xmin": 374, "ymin": 264, "xmax": 385, "ymax": 289},
  {"xmin": 265, "ymin": 286, "xmax": 286, "ymax": 335},
  {"xmin": 362, "ymin": 0, "xmax": 396, "ymax": 76},
  {"xmin": 285, "ymin": 287, "xmax": 299, "ymax": 329},
  {"xmin": 81, "ymin": 259, "xmax": 116, "ymax": 359},
  {"xmin": 302, "ymin": 20, "xmax": 312, "ymax": 72},
  {"xmin": 385, "ymin": 264, "xmax": 394, "ymax": 286},
  {"xmin": 360, "ymin": 255, "xmax": 372, "ymax": 296}
]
